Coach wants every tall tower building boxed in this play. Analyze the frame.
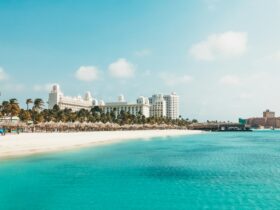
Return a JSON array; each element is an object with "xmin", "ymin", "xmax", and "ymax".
[
  {"xmin": 48, "ymin": 84, "xmax": 62, "ymax": 109},
  {"xmin": 149, "ymin": 94, "xmax": 166, "ymax": 118},
  {"xmin": 164, "ymin": 92, "xmax": 180, "ymax": 119}
]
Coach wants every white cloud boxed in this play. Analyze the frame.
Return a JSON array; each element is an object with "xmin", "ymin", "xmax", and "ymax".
[
  {"xmin": 109, "ymin": 58, "xmax": 135, "ymax": 78},
  {"xmin": 75, "ymin": 66, "xmax": 99, "ymax": 82},
  {"xmin": 190, "ymin": 31, "xmax": 248, "ymax": 61},
  {"xmin": 161, "ymin": 73, "xmax": 194, "ymax": 86},
  {"xmin": 219, "ymin": 75, "xmax": 241, "ymax": 86},
  {"xmin": 33, "ymin": 83, "xmax": 54, "ymax": 92},
  {"xmin": 134, "ymin": 49, "xmax": 152, "ymax": 57},
  {"xmin": 0, "ymin": 67, "xmax": 8, "ymax": 80}
]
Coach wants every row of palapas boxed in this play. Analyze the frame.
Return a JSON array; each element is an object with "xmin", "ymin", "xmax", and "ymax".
[{"xmin": 0, "ymin": 121, "xmax": 188, "ymax": 132}]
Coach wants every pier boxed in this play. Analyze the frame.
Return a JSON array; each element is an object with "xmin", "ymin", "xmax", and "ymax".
[{"xmin": 189, "ymin": 123, "xmax": 251, "ymax": 132}]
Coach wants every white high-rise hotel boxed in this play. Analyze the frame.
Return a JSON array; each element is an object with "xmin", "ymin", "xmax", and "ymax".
[
  {"xmin": 164, "ymin": 92, "xmax": 180, "ymax": 119},
  {"xmin": 149, "ymin": 92, "xmax": 179, "ymax": 119},
  {"xmin": 48, "ymin": 85, "xmax": 180, "ymax": 119},
  {"xmin": 149, "ymin": 94, "xmax": 166, "ymax": 118}
]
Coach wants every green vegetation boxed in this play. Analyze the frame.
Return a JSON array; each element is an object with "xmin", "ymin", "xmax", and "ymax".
[{"xmin": 0, "ymin": 98, "xmax": 195, "ymax": 127}]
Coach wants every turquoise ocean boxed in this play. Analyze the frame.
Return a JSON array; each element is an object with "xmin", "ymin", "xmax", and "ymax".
[{"xmin": 1, "ymin": 131, "xmax": 280, "ymax": 209}]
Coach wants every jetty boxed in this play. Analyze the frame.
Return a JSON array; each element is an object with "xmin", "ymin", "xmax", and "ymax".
[{"xmin": 189, "ymin": 123, "xmax": 251, "ymax": 132}]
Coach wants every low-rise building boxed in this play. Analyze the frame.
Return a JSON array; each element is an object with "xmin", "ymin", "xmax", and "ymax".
[
  {"xmin": 263, "ymin": 109, "xmax": 275, "ymax": 118},
  {"xmin": 101, "ymin": 95, "xmax": 150, "ymax": 118},
  {"xmin": 246, "ymin": 109, "xmax": 280, "ymax": 128}
]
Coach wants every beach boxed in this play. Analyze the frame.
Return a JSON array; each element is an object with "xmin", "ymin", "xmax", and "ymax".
[{"xmin": 0, "ymin": 130, "xmax": 202, "ymax": 159}]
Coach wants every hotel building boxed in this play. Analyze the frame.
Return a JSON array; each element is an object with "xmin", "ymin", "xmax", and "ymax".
[
  {"xmin": 149, "ymin": 93, "xmax": 180, "ymax": 119},
  {"xmin": 164, "ymin": 92, "xmax": 179, "ymax": 119},
  {"xmin": 48, "ymin": 85, "xmax": 96, "ymax": 111},
  {"xmin": 149, "ymin": 94, "xmax": 167, "ymax": 118},
  {"xmin": 101, "ymin": 95, "xmax": 150, "ymax": 118},
  {"xmin": 263, "ymin": 109, "xmax": 275, "ymax": 118},
  {"xmin": 48, "ymin": 85, "xmax": 180, "ymax": 119}
]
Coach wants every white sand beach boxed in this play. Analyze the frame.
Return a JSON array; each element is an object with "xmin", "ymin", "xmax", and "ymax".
[{"xmin": 0, "ymin": 130, "xmax": 202, "ymax": 159}]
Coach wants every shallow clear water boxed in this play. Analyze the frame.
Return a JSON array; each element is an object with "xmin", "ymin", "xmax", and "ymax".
[{"xmin": 1, "ymin": 131, "xmax": 280, "ymax": 209}]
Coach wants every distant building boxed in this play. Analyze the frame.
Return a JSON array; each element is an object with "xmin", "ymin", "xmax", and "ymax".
[
  {"xmin": 263, "ymin": 109, "xmax": 275, "ymax": 118},
  {"xmin": 48, "ymin": 85, "xmax": 96, "ymax": 111},
  {"xmin": 246, "ymin": 109, "xmax": 280, "ymax": 128},
  {"xmin": 149, "ymin": 93, "xmax": 180, "ymax": 119},
  {"xmin": 101, "ymin": 95, "xmax": 150, "ymax": 118},
  {"xmin": 164, "ymin": 92, "xmax": 179, "ymax": 119},
  {"xmin": 47, "ymin": 84, "xmax": 180, "ymax": 119},
  {"xmin": 149, "ymin": 94, "xmax": 166, "ymax": 118}
]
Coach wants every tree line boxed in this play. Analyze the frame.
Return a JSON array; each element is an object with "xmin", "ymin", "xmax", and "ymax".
[{"xmin": 0, "ymin": 98, "xmax": 198, "ymax": 126}]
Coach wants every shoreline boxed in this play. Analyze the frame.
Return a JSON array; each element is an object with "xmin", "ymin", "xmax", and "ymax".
[{"xmin": 0, "ymin": 129, "xmax": 203, "ymax": 160}]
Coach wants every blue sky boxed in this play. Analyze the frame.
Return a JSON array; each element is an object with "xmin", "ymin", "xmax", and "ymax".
[{"xmin": 1, "ymin": 0, "xmax": 280, "ymax": 121}]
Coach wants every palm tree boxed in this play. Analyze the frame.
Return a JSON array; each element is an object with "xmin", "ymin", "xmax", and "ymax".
[
  {"xmin": 26, "ymin": 99, "xmax": 33, "ymax": 110},
  {"xmin": 3, "ymin": 99, "xmax": 21, "ymax": 120},
  {"xmin": 10, "ymin": 103, "xmax": 20, "ymax": 117},
  {"xmin": 33, "ymin": 98, "xmax": 44, "ymax": 112},
  {"xmin": 1, "ymin": 101, "xmax": 10, "ymax": 116},
  {"xmin": 32, "ymin": 99, "xmax": 44, "ymax": 123},
  {"xmin": 19, "ymin": 109, "xmax": 31, "ymax": 122},
  {"xmin": 77, "ymin": 109, "xmax": 89, "ymax": 122},
  {"xmin": 9, "ymin": 98, "xmax": 18, "ymax": 105},
  {"xmin": 192, "ymin": 119, "xmax": 198, "ymax": 123},
  {"xmin": 2, "ymin": 101, "xmax": 9, "ymax": 107}
]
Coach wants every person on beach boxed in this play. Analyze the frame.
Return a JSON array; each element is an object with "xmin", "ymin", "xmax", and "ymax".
[{"xmin": 0, "ymin": 127, "xmax": 5, "ymax": 136}]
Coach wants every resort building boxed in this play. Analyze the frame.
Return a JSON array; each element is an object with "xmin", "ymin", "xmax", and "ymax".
[
  {"xmin": 263, "ymin": 109, "xmax": 275, "ymax": 118},
  {"xmin": 101, "ymin": 95, "xmax": 150, "ymax": 118},
  {"xmin": 245, "ymin": 109, "xmax": 280, "ymax": 129},
  {"xmin": 148, "ymin": 93, "xmax": 180, "ymax": 119},
  {"xmin": 48, "ymin": 85, "xmax": 96, "ymax": 111},
  {"xmin": 149, "ymin": 94, "xmax": 167, "ymax": 118},
  {"xmin": 47, "ymin": 84, "xmax": 180, "ymax": 119},
  {"xmin": 164, "ymin": 92, "xmax": 180, "ymax": 119}
]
